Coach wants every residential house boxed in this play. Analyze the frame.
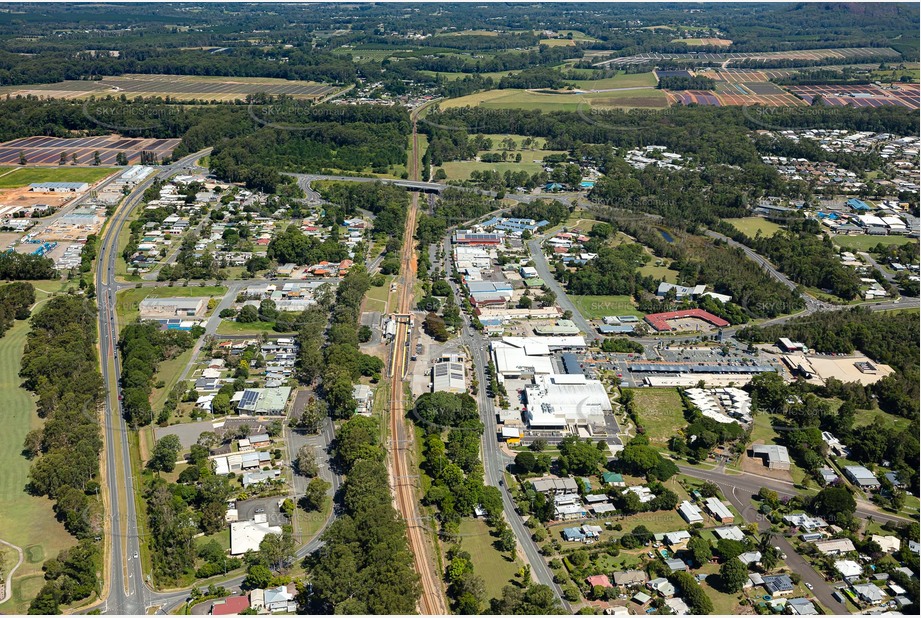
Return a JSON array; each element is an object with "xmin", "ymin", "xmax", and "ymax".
[
  {"xmin": 834, "ymin": 559, "xmax": 863, "ymax": 579},
  {"xmin": 704, "ymin": 497, "xmax": 734, "ymax": 523},
  {"xmin": 738, "ymin": 551, "xmax": 762, "ymax": 566},
  {"xmin": 586, "ymin": 575, "xmax": 614, "ymax": 589},
  {"xmin": 678, "ymin": 501, "xmax": 703, "ymax": 524},
  {"xmin": 210, "ymin": 596, "xmax": 250, "ymax": 615},
  {"xmin": 814, "ymin": 538, "xmax": 856, "ymax": 556},
  {"xmin": 763, "ymin": 575, "xmax": 795, "ymax": 597},
  {"xmin": 852, "ymin": 583, "xmax": 885, "ymax": 605},
  {"xmin": 612, "ymin": 570, "xmax": 648, "ymax": 588},
  {"xmin": 870, "ymin": 535, "xmax": 901, "ymax": 554},
  {"xmin": 665, "ymin": 559, "xmax": 688, "ymax": 573},
  {"xmin": 665, "ymin": 598, "xmax": 690, "ymax": 615},
  {"xmin": 787, "ymin": 598, "xmax": 819, "ymax": 616},
  {"xmin": 713, "ymin": 526, "xmax": 745, "ymax": 542},
  {"xmin": 648, "ymin": 578, "xmax": 676, "ymax": 598}
]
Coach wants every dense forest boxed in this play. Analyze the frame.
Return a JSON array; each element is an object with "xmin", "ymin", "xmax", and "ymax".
[
  {"xmin": 740, "ymin": 308, "xmax": 920, "ymax": 421},
  {"xmin": 0, "ymin": 281, "xmax": 34, "ymax": 337}
]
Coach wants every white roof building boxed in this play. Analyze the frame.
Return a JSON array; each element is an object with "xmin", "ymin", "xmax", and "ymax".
[
  {"xmin": 230, "ymin": 513, "xmax": 282, "ymax": 555},
  {"xmin": 713, "ymin": 526, "xmax": 745, "ymax": 541},
  {"xmin": 677, "ymin": 501, "xmax": 703, "ymax": 524},
  {"xmin": 834, "ymin": 559, "xmax": 864, "ymax": 579},
  {"xmin": 524, "ymin": 374, "xmax": 612, "ymax": 428},
  {"xmin": 871, "ymin": 535, "xmax": 901, "ymax": 554}
]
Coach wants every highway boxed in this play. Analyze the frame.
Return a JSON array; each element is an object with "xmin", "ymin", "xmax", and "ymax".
[{"xmin": 93, "ymin": 149, "xmax": 211, "ymax": 615}]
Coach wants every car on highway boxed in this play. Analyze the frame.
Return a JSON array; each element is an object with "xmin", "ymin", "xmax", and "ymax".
[{"xmin": 134, "ymin": 552, "xmax": 139, "ymax": 559}]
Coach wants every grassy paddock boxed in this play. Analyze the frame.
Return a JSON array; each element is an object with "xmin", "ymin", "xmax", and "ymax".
[
  {"xmin": 626, "ymin": 388, "xmax": 686, "ymax": 447},
  {"xmin": 456, "ymin": 518, "xmax": 521, "ymax": 601},
  {"xmin": 725, "ymin": 217, "xmax": 784, "ymax": 238},
  {"xmin": 0, "ymin": 167, "xmax": 118, "ymax": 188},
  {"xmin": 570, "ymin": 295, "xmax": 643, "ymax": 319}
]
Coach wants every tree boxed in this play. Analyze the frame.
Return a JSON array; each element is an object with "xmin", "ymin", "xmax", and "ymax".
[
  {"xmin": 498, "ymin": 526, "xmax": 517, "ymax": 554},
  {"xmin": 260, "ymin": 528, "xmax": 295, "ymax": 572},
  {"xmin": 810, "ymin": 486, "xmax": 857, "ymax": 520},
  {"xmin": 295, "ymin": 444, "xmax": 319, "ymax": 477},
  {"xmin": 243, "ymin": 564, "xmax": 273, "ymax": 590},
  {"xmin": 116, "ymin": 151, "xmax": 129, "ymax": 166},
  {"xmin": 237, "ymin": 305, "xmax": 259, "ymax": 323},
  {"xmin": 688, "ymin": 536, "xmax": 712, "ymax": 567},
  {"xmin": 92, "ymin": 151, "xmax": 101, "ymax": 166},
  {"xmin": 515, "ymin": 451, "xmax": 537, "ymax": 473},
  {"xmin": 302, "ymin": 477, "xmax": 330, "ymax": 511},
  {"xmin": 719, "ymin": 557, "xmax": 749, "ymax": 593},
  {"xmin": 558, "ymin": 437, "xmax": 605, "ymax": 475},
  {"xmin": 148, "ymin": 435, "xmax": 181, "ymax": 473}
]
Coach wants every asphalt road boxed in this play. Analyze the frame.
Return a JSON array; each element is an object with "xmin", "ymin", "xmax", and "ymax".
[
  {"xmin": 526, "ymin": 236, "xmax": 597, "ymax": 341},
  {"xmin": 440, "ymin": 235, "xmax": 573, "ymax": 612}
]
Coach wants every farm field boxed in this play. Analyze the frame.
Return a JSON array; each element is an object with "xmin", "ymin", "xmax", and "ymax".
[
  {"xmin": 0, "ymin": 135, "xmax": 180, "ymax": 166},
  {"xmin": 455, "ymin": 518, "xmax": 521, "ymax": 602},
  {"xmin": 725, "ymin": 217, "xmax": 784, "ymax": 238},
  {"xmin": 570, "ymin": 70, "xmax": 658, "ymax": 90},
  {"xmin": 671, "ymin": 37, "xmax": 733, "ymax": 47},
  {"xmin": 0, "ymin": 166, "xmax": 118, "ymax": 189},
  {"xmin": 0, "ymin": 73, "xmax": 340, "ymax": 102},
  {"xmin": 441, "ymin": 87, "xmax": 668, "ymax": 111},
  {"xmin": 626, "ymin": 387, "xmax": 686, "ymax": 448},
  {"xmin": 788, "ymin": 83, "xmax": 920, "ymax": 109},
  {"xmin": 570, "ymin": 295, "xmax": 644, "ymax": 319},
  {"xmin": 831, "ymin": 234, "xmax": 917, "ymax": 251},
  {"xmin": 0, "ymin": 297, "xmax": 77, "ymax": 614}
]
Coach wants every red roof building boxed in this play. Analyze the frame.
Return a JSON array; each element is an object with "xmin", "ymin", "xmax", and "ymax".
[
  {"xmin": 644, "ymin": 309, "xmax": 730, "ymax": 332},
  {"xmin": 586, "ymin": 574, "xmax": 614, "ymax": 589},
  {"xmin": 211, "ymin": 595, "xmax": 250, "ymax": 615}
]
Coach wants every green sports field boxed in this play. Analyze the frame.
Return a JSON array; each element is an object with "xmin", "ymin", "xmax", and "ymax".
[
  {"xmin": 0, "ymin": 167, "xmax": 118, "ymax": 189},
  {"xmin": 832, "ymin": 235, "xmax": 916, "ymax": 251}
]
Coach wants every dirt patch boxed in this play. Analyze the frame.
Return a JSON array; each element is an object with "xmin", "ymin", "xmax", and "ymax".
[{"xmin": 739, "ymin": 450, "xmax": 793, "ymax": 482}]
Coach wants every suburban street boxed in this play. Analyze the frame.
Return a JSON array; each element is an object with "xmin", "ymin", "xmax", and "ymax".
[{"xmin": 81, "ymin": 160, "xmax": 918, "ymax": 615}]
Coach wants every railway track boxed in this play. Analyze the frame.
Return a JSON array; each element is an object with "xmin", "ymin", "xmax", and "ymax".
[{"xmin": 386, "ymin": 116, "xmax": 448, "ymax": 615}]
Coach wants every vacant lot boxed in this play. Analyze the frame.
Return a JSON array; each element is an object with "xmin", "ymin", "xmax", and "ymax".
[
  {"xmin": 456, "ymin": 518, "xmax": 521, "ymax": 602},
  {"xmin": 116, "ymin": 285, "xmax": 226, "ymax": 324},
  {"xmin": 671, "ymin": 37, "xmax": 733, "ymax": 47},
  {"xmin": 725, "ymin": 217, "xmax": 784, "ymax": 238},
  {"xmin": 627, "ymin": 388, "xmax": 686, "ymax": 447},
  {"xmin": 570, "ymin": 295, "xmax": 644, "ymax": 319},
  {"xmin": 832, "ymin": 235, "xmax": 916, "ymax": 251},
  {"xmin": 0, "ymin": 306, "xmax": 76, "ymax": 614},
  {"xmin": 0, "ymin": 166, "xmax": 117, "ymax": 189}
]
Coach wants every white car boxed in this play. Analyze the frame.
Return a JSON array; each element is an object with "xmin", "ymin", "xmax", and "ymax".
[{"xmin": 805, "ymin": 583, "xmax": 814, "ymax": 590}]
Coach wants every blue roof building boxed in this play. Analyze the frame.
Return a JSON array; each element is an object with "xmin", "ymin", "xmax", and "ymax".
[{"xmin": 848, "ymin": 198, "xmax": 871, "ymax": 211}]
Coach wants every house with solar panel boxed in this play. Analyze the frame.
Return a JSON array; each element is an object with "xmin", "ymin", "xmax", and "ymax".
[{"xmin": 236, "ymin": 387, "xmax": 292, "ymax": 416}]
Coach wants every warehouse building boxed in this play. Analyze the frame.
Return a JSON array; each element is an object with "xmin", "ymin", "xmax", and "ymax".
[
  {"xmin": 524, "ymin": 373, "xmax": 612, "ymax": 429},
  {"xmin": 843, "ymin": 465, "xmax": 881, "ymax": 490},
  {"xmin": 29, "ymin": 181, "xmax": 90, "ymax": 193},
  {"xmin": 138, "ymin": 296, "xmax": 209, "ymax": 319},
  {"xmin": 431, "ymin": 355, "xmax": 466, "ymax": 393},
  {"xmin": 750, "ymin": 444, "xmax": 791, "ymax": 470}
]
